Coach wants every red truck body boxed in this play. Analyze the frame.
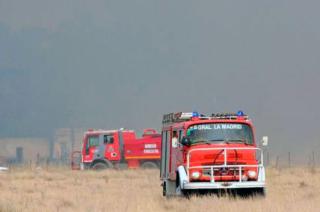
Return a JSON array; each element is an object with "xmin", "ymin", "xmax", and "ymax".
[
  {"xmin": 73, "ymin": 128, "xmax": 161, "ymax": 169},
  {"xmin": 160, "ymin": 112, "xmax": 267, "ymax": 196}
]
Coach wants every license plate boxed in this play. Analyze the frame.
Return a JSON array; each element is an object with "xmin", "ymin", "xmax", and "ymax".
[{"xmin": 221, "ymin": 182, "xmax": 232, "ymax": 187}]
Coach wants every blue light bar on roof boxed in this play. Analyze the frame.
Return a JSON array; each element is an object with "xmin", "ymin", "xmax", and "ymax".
[
  {"xmin": 192, "ymin": 111, "xmax": 199, "ymax": 117},
  {"xmin": 237, "ymin": 110, "xmax": 245, "ymax": 116}
]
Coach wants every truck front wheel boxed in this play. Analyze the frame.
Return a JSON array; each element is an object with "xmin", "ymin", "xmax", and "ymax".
[
  {"xmin": 163, "ymin": 179, "xmax": 179, "ymax": 197},
  {"xmin": 141, "ymin": 161, "xmax": 158, "ymax": 169},
  {"xmin": 254, "ymin": 188, "xmax": 266, "ymax": 197},
  {"xmin": 91, "ymin": 161, "xmax": 113, "ymax": 170},
  {"xmin": 162, "ymin": 182, "xmax": 166, "ymax": 196}
]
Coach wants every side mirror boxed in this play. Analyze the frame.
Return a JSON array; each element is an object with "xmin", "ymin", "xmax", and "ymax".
[
  {"xmin": 181, "ymin": 137, "xmax": 191, "ymax": 146},
  {"xmin": 261, "ymin": 136, "xmax": 268, "ymax": 147}
]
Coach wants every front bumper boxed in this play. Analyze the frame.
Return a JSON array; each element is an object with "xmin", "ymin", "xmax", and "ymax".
[
  {"xmin": 183, "ymin": 181, "xmax": 265, "ymax": 190},
  {"xmin": 177, "ymin": 165, "xmax": 266, "ymax": 190},
  {"xmin": 180, "ymin": 147, "xmax": 266, "ymax": 190}
]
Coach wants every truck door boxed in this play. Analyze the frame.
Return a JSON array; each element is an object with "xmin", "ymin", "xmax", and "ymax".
[
  {"xmin": 176, "ymin": 129, "xmax": 184, "ymax": 166},
  {"xmin": 83, "ymin": 135, "xmax": 100, "ymax": 162},
  {"xmin": 103, "ymin": 134, "xmax": 120, "ymax": 161}
]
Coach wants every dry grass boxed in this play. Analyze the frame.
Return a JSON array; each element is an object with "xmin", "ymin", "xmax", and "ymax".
[{"xmin": 0, "ymin": 167, "xmax": 319, "ymax": 212}]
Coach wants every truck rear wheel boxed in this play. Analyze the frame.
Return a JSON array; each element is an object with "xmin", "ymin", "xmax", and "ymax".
[
  {"xmin": 91, "ymin": 161, "xmax": 113, "ymax": 170},
  {"xmin": 141, "ymin": 161, "xmax": 158, "ymax": 169}
]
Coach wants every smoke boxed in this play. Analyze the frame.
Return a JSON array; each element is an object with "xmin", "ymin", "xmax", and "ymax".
[{"xmin": 1, "ymin": 0, "xmax": 320, "ymax": 159}]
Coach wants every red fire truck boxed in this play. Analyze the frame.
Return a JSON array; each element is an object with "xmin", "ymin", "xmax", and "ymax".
[
  {"xmin": 160, "ymin": 111, "xmax": 268, "ymax": 196},
  {"xmin": 72, "ymin": 128, "xmax": 162, "ymax": 170}
]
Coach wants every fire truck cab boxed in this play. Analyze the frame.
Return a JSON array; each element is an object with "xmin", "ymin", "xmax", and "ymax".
[
  {"xmin": 77, "ymin": 128, "xmax": 161, "ymax": 170},
  {"xmin": 160, "ymin": 111, "xmax": 267, "ymax": 196}
]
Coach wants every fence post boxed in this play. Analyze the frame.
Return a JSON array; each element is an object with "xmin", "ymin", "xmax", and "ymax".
[
  {"xmin": 288, "ymin": 152, "xmax": 291, "ymax": 168},
  {"xmin": 276, "ymin": 155, "xmax": 280, "ymax": 169},
  {"xmin": 312, "ymin": 151, "xmax": 315, "ymax": 168}
]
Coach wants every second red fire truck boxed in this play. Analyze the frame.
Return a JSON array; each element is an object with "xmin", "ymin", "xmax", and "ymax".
[
  {"xmin": 72, "ymin": 128, "xmax": 162, "ymax": 170},
  {"xmin": 160, "ymin": 111, "xmax": 268, "ymax": 196}
]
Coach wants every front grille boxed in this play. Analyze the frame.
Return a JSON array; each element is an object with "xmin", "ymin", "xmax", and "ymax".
[{"xmin": 202, "ymin": 168, "xmax": 240, "ymax": 176}]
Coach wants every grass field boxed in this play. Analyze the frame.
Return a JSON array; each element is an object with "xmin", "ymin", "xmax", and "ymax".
[{"xmin": 0, "ymin": 167, "xmax": 319, "ymax": 212}]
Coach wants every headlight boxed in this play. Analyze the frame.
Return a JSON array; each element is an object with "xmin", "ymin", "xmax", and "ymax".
[
  {"xmin": 191, "ymin": 171, "xmax": 201, "ymax": 179},
  {"xmin": 247, "ymin": 170, "xmax": 257, "ymax": 179},
  {"xmin": 241, "ymin": 175, "xmax": 248, "ymax": 181}
]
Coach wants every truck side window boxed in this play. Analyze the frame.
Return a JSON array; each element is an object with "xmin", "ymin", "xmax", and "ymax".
[
  {"xmin": 178, "ymin": 130, "xmax": 184, "ymax": 143},
  {"xmin": 104, "ymin": 135, "xmax": 114, "ymax": 144},
  {"xmin": 88, "ymin": 136, "xmax": 99, "ymax": 147},
  {"xmin": 172, "ymin": 131, "xmax": 178, "ymax": 148}
]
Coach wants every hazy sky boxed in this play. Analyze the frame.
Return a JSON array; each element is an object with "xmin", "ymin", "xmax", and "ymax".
[{"xmin": 0, "ymin": 1, "xmax": 319, "ymax": 157}]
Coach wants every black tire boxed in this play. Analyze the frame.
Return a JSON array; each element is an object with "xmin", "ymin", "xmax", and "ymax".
[
  {"xmin": 254, "ymin": 188, "xmax": 266, "ymax": 197},
  {"xmin": 162, "ymin": 182, "xmax": 167, "ymax": 196},
  {"xmin": 175, "ymin": 173, "xmax": 185, "ymax": 197},
  {"xmin": 91, "ymin": 161, "xmax": 113, "ymax": 170},
  {"xmin": 141, "ymin": 161, "xmax": 158, "ymax": 169},
  {"xmin": 162, "ymin": 180, "xmax": 177, "ymax": 197},
  {"xmin": 236, "ymin": 188, "xmax": 266, "ymax": 198}
]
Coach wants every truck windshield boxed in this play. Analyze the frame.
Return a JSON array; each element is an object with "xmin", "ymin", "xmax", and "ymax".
[{"xmin": 186, "ymin": 123, "xmax": 254, "ymax": 145}]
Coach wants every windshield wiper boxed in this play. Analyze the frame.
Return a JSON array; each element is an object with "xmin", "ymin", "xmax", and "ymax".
[
  {"xmin": 192, "ymin": 140, "xmax": 211, "ymax": 145},
  {"xmin": 209, "ymin": 139, "xmax": 227, "ymax": 143},
  {"xmin": 226, "ymin": 139, "xmax": 250, "ymax": 145}
]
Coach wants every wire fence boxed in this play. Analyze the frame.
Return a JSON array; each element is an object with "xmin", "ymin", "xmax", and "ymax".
[{"xmin": 264, "ymin": 150, "xmax": 319, "ymax": 169}]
